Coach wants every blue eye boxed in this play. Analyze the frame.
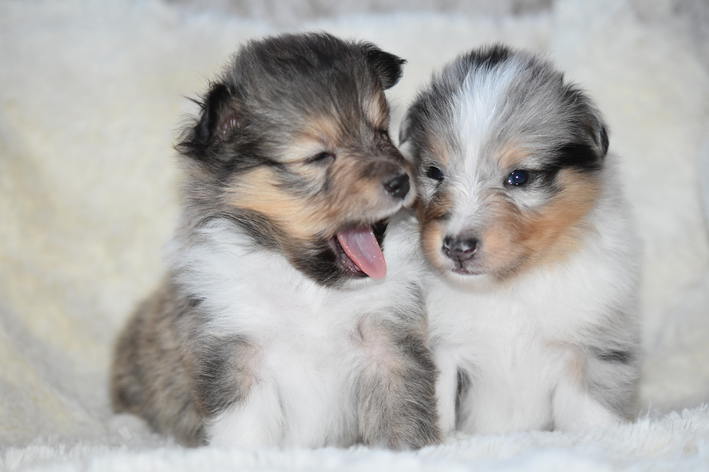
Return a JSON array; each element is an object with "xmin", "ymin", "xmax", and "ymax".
[
  {"xmin": 506, "ymin": 170, "xmax": 529, "ymax": 186},
  {"xmin": 426, "ymin": 166, "xmax": 444, "ymax": 182}
]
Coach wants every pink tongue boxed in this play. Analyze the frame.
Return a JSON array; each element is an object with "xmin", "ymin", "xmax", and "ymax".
[{"xmin": 336, "ymin": 226, "xmax": 386, "ymax": 279}]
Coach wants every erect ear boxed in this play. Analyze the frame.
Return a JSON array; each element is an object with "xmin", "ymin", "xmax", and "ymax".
[
  {"xmin": 179, "ymin": 83, "xmax": 245, "ymax": 160},
  {"xmin": 361, "ymin": 43, "xmax": 406, "ymax": 90}
]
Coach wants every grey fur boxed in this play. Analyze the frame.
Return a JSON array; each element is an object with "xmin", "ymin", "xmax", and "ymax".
[
  {"xmin": 401, "ymin": 45, "xmax": 609, "ymax": 204},
  {"xmin": 581, "ymin": 308, "xmax": 642, "ymax": 420},
  {"xmin": 111, "ymin": 280, "xmax": 207, "ymax": 446},
  {"xmin": 111, "ymin": 33, "xmax": 439, "ymax": 449},
  {"xmin": 454, "ymin": 369, "xmax": 471, "ymax": 430},
  {"xmin": 400, "ymin": 45, "xmax": 641, "ymax": 433},
  {"xmin": 354, "ymin": 295, "xmax": 439, "ymax": 449}
]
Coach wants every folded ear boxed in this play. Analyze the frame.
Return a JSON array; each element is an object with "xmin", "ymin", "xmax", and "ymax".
[
  {"xmin": 361, "ymin": 44, "xmax": 406, "ymax": 90},
  {"xmin": 578, "ymin": 97, "xmax": 609, "ymax": 158},
  {"xmin": 178, "ymin": 83, "xmax": 245, "ymax": 161},
  {"xmin": 398, "ymin": 110, "xmax": 413, "ymax": 146},
  {"xmin": 596, "ymin": 121, "xmax": 610, "ymax": 157},
  {"xmin": 565, "ymin": 86, "xmax": 610, "ymax": 159}
]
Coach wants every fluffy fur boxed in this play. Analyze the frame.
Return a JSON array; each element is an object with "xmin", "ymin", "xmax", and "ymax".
[
  {"xmin": 110, "ymin": 33, "xmax": 440, "ymax": 449},
  {"xmin": 399, "ymin": 45, "xmax": 641, "ymax": 435}
]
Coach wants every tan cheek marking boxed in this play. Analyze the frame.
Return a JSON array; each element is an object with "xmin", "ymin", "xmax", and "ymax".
[
  {"xmin": 416, "ymin": 189, "xmax": 455, "ymax": 269},
  {"xmin": 477, "ymin": 170, "xmax": 600, "ymax": 279},
  {"xmin": 515, "ymin": 170, "xmax": 600, "ymax": 269},
  {"xmin": 479, "ymin": 199, "xmax": 527, "ymax": 276},
  {"xmin": 227, "ymin": 167, "xmax": 326, "ymax": 240},
  {"xmin": 228, "ymin": 156, "xmax": 395, "ymax": 241},
  {"xmin": 420, "ymin": 220, "xmax": 448, "ymax": 270}
]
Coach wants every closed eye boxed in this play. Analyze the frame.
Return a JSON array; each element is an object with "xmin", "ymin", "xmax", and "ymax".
[
  {"xmin": 306, "ymin": 152, "xmax": 335, "ymax": 165},
  {"xmin": 379, "ymin": 129, "xmax": 391, "ymax": 143}
]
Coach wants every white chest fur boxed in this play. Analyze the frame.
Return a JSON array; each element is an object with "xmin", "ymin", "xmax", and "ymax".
[
  {"xmin": 168, "ymin": 214, "xmax": 428, "ymax": 447},
  {"xmin": 425, "ymin": 188, "xmax": 640, "ymax": 434}
]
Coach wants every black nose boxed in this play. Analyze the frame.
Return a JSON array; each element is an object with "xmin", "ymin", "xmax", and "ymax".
[
  {"xmin": 383, "ymin": 174, "xmax": 410, "ymax": 199},
  {"xmin": 442, "ymin": 235, "xmax": 478, "ymax": 262}
]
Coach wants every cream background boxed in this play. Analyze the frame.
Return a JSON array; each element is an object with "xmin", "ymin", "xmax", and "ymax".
[{"xmin": 1, "ymin": 0, "xmax": 708, "ymax": 469}]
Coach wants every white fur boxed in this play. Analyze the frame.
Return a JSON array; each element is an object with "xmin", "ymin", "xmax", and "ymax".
[
  {"xmin": 167, "ymin": 212, "xmax": 425, "ymax": 447},
  {"xmin": 2, "ymin": 0, "xmax": 709, "ymax": 468},
  {"xmin": 420, "ymin": 158, "xmax": 640, "ymax": 435}
]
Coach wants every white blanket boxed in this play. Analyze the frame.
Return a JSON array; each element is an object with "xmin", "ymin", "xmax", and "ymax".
[{"xmin": 1, "ymin": 0, "xmax": 708, "ymax": 469}]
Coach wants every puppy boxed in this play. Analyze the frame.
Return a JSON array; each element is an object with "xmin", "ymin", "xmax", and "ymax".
[
  {"xmin": 111, "ymin": 33, "xmax": 440, "ymax": 449},
  {"xmin": 399, "ymin": 45, "xmax": 641, "ymax": 434}
]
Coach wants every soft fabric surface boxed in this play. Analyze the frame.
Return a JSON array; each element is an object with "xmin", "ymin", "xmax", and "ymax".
[{"xmin": 1, "ymin": 0, "xmax": 708, "ymax": 470}]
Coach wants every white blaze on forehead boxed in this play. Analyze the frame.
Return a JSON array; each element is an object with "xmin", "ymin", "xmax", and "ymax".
[{"xmin": 446, "ymin": 60, "xmax": 522, "ymax": 234}]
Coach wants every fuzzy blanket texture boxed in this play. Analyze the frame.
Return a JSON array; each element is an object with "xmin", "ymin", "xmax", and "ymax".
[{"xmin": 1, "ymin": 0, "xmax": 709, "ymax": 470}]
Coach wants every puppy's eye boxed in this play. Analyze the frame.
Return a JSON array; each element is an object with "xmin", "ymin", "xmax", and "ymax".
[
  {"xmin": 379, "ymin": 130, "xmax": 391, "ymax": 143},
  {"xmin": 426, "ymin": 166, "xmax": 445, "ymax": 182},
  {"xmin": 506, "ymin": 170, "xmax": 530, "ymax": 186},
  {"xmin": 307, "ymin": 152, "xmax": 335, "ymax": 165}
]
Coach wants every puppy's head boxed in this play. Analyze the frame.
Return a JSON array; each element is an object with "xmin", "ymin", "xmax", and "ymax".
[
  {"xmin": 400, "ymin": 45, "xmax": 608, "ymax": 284},
  {"xmin": 178, "ymin": 33, "xmax": 413, "ymax": 286}
]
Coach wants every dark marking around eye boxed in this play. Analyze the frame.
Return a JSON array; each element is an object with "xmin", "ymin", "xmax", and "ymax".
[
  {"xmin": 426, "ymin": 166, "xmax": 444, "ymax": 182},
  {"xmin": 553, "ymin": 143, "xmax": 602, "ymax": 173},
  {"xmin": 522, "ymin": 142, "xmax": 602, "ymax": 187}
]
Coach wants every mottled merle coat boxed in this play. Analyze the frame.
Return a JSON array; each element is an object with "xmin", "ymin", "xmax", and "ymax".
[
  {"xmin": 400, "ymin": 45, "xmax": 641, "ymax": 435},
  {"xmin": 111, "ymin": 33, "xmax": 440, "ymax": 449}
]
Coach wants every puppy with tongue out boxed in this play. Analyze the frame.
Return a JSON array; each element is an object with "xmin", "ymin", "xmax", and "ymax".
[
  {"xmin": 111, "ymin": 33, "xmax": 440, "ymax": 451},
  {"xmin": 337, "ymin": 226, "xmax": 387, "ymax": 279}
]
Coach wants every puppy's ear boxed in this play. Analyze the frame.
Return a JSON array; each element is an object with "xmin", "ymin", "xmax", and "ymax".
[
  {"xmin": 567, "ymin": 86, "xmax": 610, "ymax": 159},
  {"xmin": 195, "ymin": 84, "xmax": 243, "ymax": 146},
  {"xmin": 398, "ymin": 111, "xmax": 413, "ymax": 145},
  {"xmin": 584, "ymin": 107, "xmax": 610, "ymax": 159},
  {"xmin": 597, "ymin": 122, "xmax": 610, "ymax": 157},
  {"xmin": 361, "ymin": 44, "xmax": 406, "ymax": 90},
  {"xmin": 178, "ymin": 83, "xmax": 245, "ymax": 161},
  {"xmin": 396, "ymin": 111, "xmax": 419, "ymax": 165}
]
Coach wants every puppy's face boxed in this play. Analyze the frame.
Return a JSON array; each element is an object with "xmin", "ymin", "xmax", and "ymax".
[
  {"xmin": 401, "ymin": 46, "xmax": 608, "ymax": 284},
  {"xmin": 178, "ymin": 34, "xmax": 414, "ymax": 286}
]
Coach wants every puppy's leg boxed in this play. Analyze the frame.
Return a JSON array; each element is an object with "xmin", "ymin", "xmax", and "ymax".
[
  {"xmin": 553, "ymin": 376, "xmax": 620, "ymax": 431},
  {"xmin": 432, "ymin": 347, "xmax": 460, "ymax": 435},
  {"xmin": 192, "ymin": 335, "xmax": 284, "ymax": 448},
  {"xmin": 111, "ymin": 283, "xmax": 205, "ymax": 446},
  {"xmin": 552, "ymin": 346, "xmax": 637, "ymax": 431},
  {"xmin": 355, "ymin": 316, "xmax": 441, "ymax": 450},
  {"xmin": 205, "ymin": 379, "xmax": 284, "ymax": 448}
]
